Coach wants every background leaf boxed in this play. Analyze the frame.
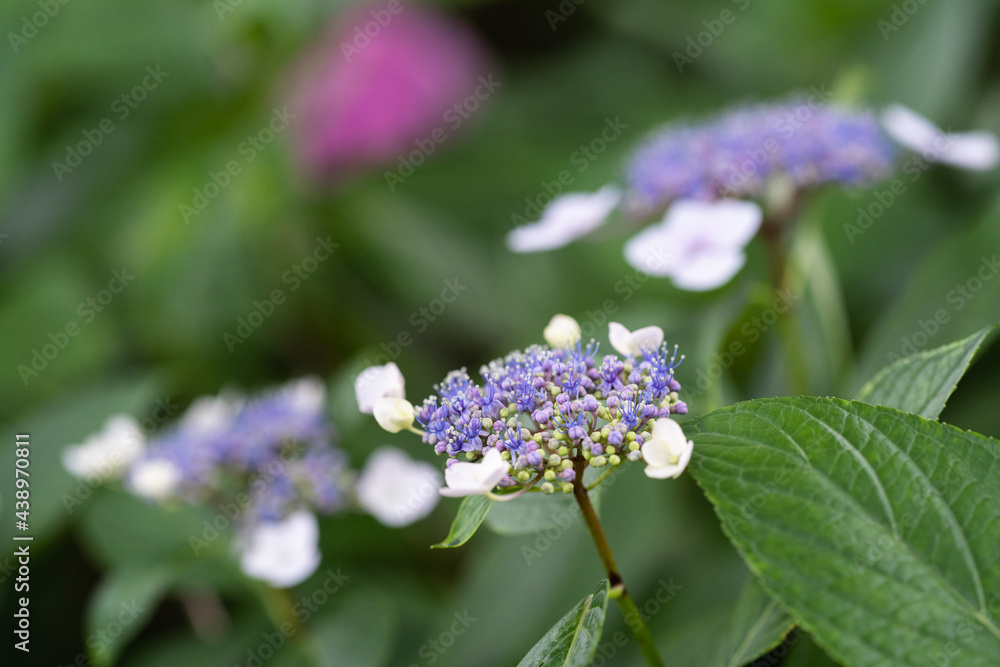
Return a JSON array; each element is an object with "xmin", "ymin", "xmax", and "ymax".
[
  {"xmin": 86, "ymin": 564, "xmax": 173, "ymax": 667},
  {"xmin": 857, "ymin": 325, "xmax": 995, "ymax": 418},
  {"xmin": 689, "ymin": 397, "xmax": 1000, "ymax": 666},
  {"xmin": 711, "ymin": 576, "xmax": 796, "ymax": 667},
  {"xmin": 517, "ymin": 579, "xmax": 610, "ymax": 667}
]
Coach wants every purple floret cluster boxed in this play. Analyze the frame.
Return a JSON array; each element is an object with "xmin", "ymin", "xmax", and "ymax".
[{"xmin": 416, "ymin": 341, "xmax": 686, "ymax": 494}]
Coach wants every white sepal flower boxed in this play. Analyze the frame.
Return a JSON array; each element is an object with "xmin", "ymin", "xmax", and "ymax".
[
  {"xmin": 544, "ymin": 314, "xmax": 582, "ymax": 348},
  {"xmin": 282, "ymin": 376, "xmax": 326, "ymax": 415},
  {"xmin": 373, "ymin": 397, "xmax": 415, "ymax": 433},
  {"xmin": 881, "ymin": 104, "xmax": 999, "ymax": 171},
  {"xmin": 608, "ymin": 322, "xmax": 664, "ymax": 357},
  {"xmin": 355, "ymin": 362, "xmax": 406, "ymax": 414},
  {"xmin": 356, "ymin": 447, "xmax": 442, "ymax": 526},
  {"xmin": 641, "ymin": 418, "xmax": 693, "ymax": 479},
  {"xmin": 238, "ymin": 511, "xmax": 322, "ymax": 588},
  {"xmin": 182, "ymin": 394, "xmax": 242, "ymax": 435},
  {"xmin": 506, "ymin": 185, "xmax": 622, "ymax": 253},
  {"xmin": 624, "ymin": 199, "xmax": 762, "ymax": 291},
  {"xmin": 62, "ymin": 414, "xmax": 144, "ymax": 481},
  {"xmin": 440, "ymin": 448, "xmax": 510, "ymax": 497},
  {"xmin": 128, "ymin": 458, "xmax": 181, "ymax": 501}
]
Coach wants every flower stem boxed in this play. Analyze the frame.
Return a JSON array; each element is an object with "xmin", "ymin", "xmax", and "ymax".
[
  {"xmin": 572, "ymin": 458, "xmax": 665, "ymax": 667},
  {"xmin": 760, "ymin": 215, "xmax": 809, "ymax": 396}
]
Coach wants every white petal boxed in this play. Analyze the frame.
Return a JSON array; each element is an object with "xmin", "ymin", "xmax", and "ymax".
[
  {"xmin": 372, "ymin": 397, "xmax": 415, "ymax": 433},
  {"xmin": 880, "ymin": 104, "xmax": 943, "ymax": 154},
  {"xmin": 623, "ymin": 224, "xmax": 675, "ymax": 276},
  {"xmin": 283, "ymin": 376, "xmax": 326, "ymax": 415},
  {"xmin": 630, "ymin": 325, "xmax": 664, "ymax": 353},
  {"xmin": 356, "ymin": 447, "xmax": 442, "ymax": 527},
  {"xmin": 608, "ymin": 321, "xmax": 635, "ymax": 356},
  {"xmin": 661, "ymin": 199, "xmax": 763, "ymax": 249},
  {"xmin": 62, "ymin": 415, "xmax": 144, "ymax": 480},
  {"xmin": 643, "ymin": 420, "xmax": 693, "ymax": 479},
  {"xmin": 440, "ymin": 449, "xmax": 508, "ymax": 497},
  {"xmin": 182, "ymin": 394, "xmax": 242, "ymax": 435},
  {"xmin": 129, "ymin": 459, "xmax": 181, "ymax": 501},
  {"xmin": 937, "ymin": 131, "xmax": 1000, "ymax": 171},
  {"xmin": 671, "ymin": 247, "xmax": 747, "ymax": 292},
  {"xmin": 355, "ymin": 363, "xmax": 406, "ymax": 414},
  {"xmin": 239, "ymin": 511, "xmax": 321, "ymax": 588},
  {"xmin": 506, "ymin": 185, "xmax": 621, "ymax": 253},
  {"xmin": 544, "ymin": 314, "xmax": 582, "ymax": 348}
]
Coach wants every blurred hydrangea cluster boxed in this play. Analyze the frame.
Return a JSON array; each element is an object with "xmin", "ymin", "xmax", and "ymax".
[
  {"xmin": 64, "ymin": 377, "xmax": 441, "ymax": 588},
  {"xmin": 126, "ymin": 377, "xmax": 346, "ymax": 523},
  {"xmin": 625, "ymin": 99, "xmax": 895, "ymax": 211},
  {"xmin": 506, "ymin": 97, "xmax": 998, "ymax": 292},
  {"xmin": 360, "ymin": 316, "xmax": 695, "ymax": 499}
]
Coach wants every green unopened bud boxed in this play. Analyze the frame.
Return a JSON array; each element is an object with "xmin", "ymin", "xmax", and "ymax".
[
  {"xmin": 605, "ymin": 445, "xmax": 616, "ymax": 455},
  {"xmin": 499, "ymin": 408, "xmax": 509, "ymax": 418},
  {"xmin": 507, "ymin": 417, "xmax": 518, "ymax": 429},
  {"xmin": 502, "ymin": 450, "xmax": 512, "ymax": 460},
  {"xmin": 561, "ymin": 482, "xmax": 574, "ymax": 494},
  {"xmin": 583, "ymin": 450, "xmax": 592, "ymax": 460},
  {"xmin": 597, "ymin": 407, "xmax": 612, "ymax": 421},
  {"xmin": 590, "ymin": 431, "xmax": 603, "ymax": 442},
  {"xmin": 466, "ymin": 452, "xmax": 476, "ymax": 460},
  {"xmin": 609, "ymin": 454, "xmax": 621, "ymax": 466},
  {"xmin": 517, "ymin": 470, "xmax": 532, "ymax": 483},
  {"xmin": 592, "ymin": 455, "xmax": 608, "ymax": 467},
  {"xmin": 548, "ymin": 454, "xmax": 561, "ymax": 466},
  {"xmin": 626, "ymin": 432, "xmax": 636, "ymax": 442},
  {"xmin": 544, "ymin": 469, "xmax": 556, "ymax": 481},
  {"xmin": 533, "ymin": 432, "xmax": 544, "ymax": 443},
  {"xmin": 628, "ymin": 442, "xmax": 640, "ymax": 452},
  {"xmin": 560, "ymin": 459, "xmax": 573, "ymax": 471},
  {"xmin": 482, "ymin": 417, "xmax": 493, "ymax": 430},
  {"xmin": 557, "ymin": 446, "xmax": 569, "ymax": 457},
  {"xmin": 541, "ymin": 482, "xmax": 556, "ymax": 495}
]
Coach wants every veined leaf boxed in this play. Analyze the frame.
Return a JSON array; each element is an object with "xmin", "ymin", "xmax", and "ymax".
[
  {"xmin": 689, "ymin": 397, "xmax": 1000, "ymax": 666},
  {"xmin": 857, "ymin": 325, "xmax": 995, "ymax": 419},
  {"xmin": 431, "ymin": 495, "xmax": 493, "ymax": 549},
  {"xmin": 517, "ymin": 579, "xmax": 610, "ymax": 667}
]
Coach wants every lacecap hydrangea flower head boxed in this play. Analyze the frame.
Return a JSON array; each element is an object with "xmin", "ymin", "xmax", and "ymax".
[
  {"xmin": 361, "ymin": 315, "xmax": 693, "ymax": 499},
  {"xmin": 507, "ymin": 96, "xmax": 998, "ymax": 292}
]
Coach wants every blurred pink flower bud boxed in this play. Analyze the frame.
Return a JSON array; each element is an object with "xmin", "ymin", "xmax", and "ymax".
[{"xmin": 290, "ymin": 3, "xmax": 491, "ymax": 180}]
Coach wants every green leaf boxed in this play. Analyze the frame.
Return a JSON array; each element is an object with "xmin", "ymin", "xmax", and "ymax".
[
  {"xmin": 485, "ymin": 483, "xmax": 603, "ymax": 537},
  {"xmin": 517, "ymin": 579, "xmax": 611, "ymax": 667},
  {"xmin": 713, "ymin": 577, "xmax": 796, "ymax": 667},
  {"xmin": 431, "ymin": 495, "xmax": 494, "ymax": 549},
  {"xmin": 86, "ymin": 565, "xmax": 173, "ymax": 667},
  {"xmin": 688, "ymin": 397, "xmax": 1000, "ymax": 666},
  {"xmin": 857, "ymin": 325, "xmax": 995, "ymax": 419}
]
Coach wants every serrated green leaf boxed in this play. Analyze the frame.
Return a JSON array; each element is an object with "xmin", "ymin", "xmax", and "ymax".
[
  {"xmin": 431, "ymin": 495, "xmax": 493, "ymax": 549},
  {"xmin": 857, "ymin": 325, "xmax": 995, "ymax": 419},
  {"xmin": 86, "ymin": 565, "xmax": 173, "ymax": 667},
  {"xmin": 688, "ymin": 397, "xmax": 1000, "ymax": 666},
  {"xmin": 714, "ymin": 577, "xmax": 796, "ymax": 667},
  {"xmin": 517, "ymin": 579, "xmax": 611, "ymax": 667}
]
